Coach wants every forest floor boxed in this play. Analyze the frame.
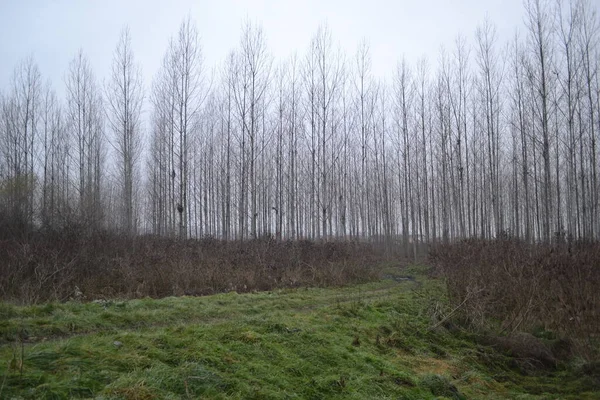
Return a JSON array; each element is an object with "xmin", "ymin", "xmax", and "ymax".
[{"xmin": 0, "ymin": 264, "xmax": 597, "ymax": 399}]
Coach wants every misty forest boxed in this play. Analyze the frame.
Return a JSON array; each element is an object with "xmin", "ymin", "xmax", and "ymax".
[
  {"xmin": 1, "ymin": 0, "xmax": 598, "ymax": 244},
  {"xmin": 1, "ymin": 0, "xmax": 600, "ymax": 398}
]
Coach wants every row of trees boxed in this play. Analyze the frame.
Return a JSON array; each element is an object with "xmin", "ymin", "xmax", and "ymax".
[
  {"xmin": 0, "ymin": 29, "xmax": 141, "ymax": 236},
  {"xmin": 1, "ymin": 0, "xmax": 598, "ymax": 245}
]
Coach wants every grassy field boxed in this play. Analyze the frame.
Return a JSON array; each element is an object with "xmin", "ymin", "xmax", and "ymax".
[{"xmin": 0, "ymin": 265, "xmax": 597, "ymax": 399}]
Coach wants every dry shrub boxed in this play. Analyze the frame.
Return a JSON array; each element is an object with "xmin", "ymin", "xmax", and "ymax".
[
  {"xmin": 430, "ymin": 238, "xmax": 600, "ymax": 359},
  {"xmin": 0, "ymin": 227, "xmax": 383, "ymax": 304}
]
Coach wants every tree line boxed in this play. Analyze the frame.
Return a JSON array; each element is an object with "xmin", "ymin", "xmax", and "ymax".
[{"xmin": 0, "ymin": 0, "xmax": 598, "ymax": 246}]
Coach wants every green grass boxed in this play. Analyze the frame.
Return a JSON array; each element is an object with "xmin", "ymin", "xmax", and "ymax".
[{"xmin": 0, "ymin": 265, "xmax": 596, "ymax": 399}]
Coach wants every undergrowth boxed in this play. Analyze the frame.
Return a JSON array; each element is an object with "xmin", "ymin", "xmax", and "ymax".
[
  {"xmin": 0, "ymin": 231, "xmax": 384, "ymax": 303},
  {"xmin": 431, "ymin": 238, "xmax": 600, "ymax": 362}
]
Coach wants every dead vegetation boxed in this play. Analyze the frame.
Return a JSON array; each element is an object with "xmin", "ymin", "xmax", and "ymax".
[
  {"xmin": 0, "ymin": 225, "xmax": 384, "ymax": 304},
  {"xmin": 431, "ymin": 238, "xmax": 600, "ymax": 361}
]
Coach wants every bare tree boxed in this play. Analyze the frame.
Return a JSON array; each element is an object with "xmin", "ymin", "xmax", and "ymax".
[
  {"xmin": 577, "ymin": 0, "xmax": 599, "ymax": 238},
  {"xmin": 314, "ymin": 26, "xmax": 343, "ymax": 239},
  {"xmin": 65, "ymin": 49, "xmax": 105, "ymax": 231},
  {"xmin": 475, "ymin": 18, "xmax": 505, "ymax": 238},
  {"xmin": 393, "ymin": 58, "xmax": 415, "ymax": 252},
  {"xmin": 416, "ymin": 58, "xmax": 432, "ymax": 244},
  {"xmin": 0, "ymin": 58, "xmax": 42, "ymax": 231},
  {"xmin": 286, "ymin": 54, "xmax": 302, "ymax": 239},
  {"xmin": 149, "ymin": 17, "xmax": 207, "ymax": 239},
  {"xmin": 40, "ymin": 81, "xmax": 69, "ymax": 228},
  {"xmin": 232, "ymin": 20, "xmax": 272, "ymax": 240},
  {"xmin": 105, "ymin": 27, "xmax": 144, "ymax": 235},
  {"xmin": 524, "ymin": 0, "xmax": 555, "ymax": 241},
  {"xmin": 355, "ymin": 39, "xmax": 374, "ymax": 238}
]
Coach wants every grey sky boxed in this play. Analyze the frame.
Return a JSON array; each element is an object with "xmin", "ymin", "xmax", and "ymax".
[{"xmin": 0, "ymin": 0, "xmax": 525, "ymax": 93}]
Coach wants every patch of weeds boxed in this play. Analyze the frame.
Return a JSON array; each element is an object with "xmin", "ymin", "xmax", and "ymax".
[
  {"xmin": 0, "ymin": 303, "xmax": 17, "ymax": 319},
  {"xmin": 391, "ymin": 372, "xmax": 416, "ymax": 387},
  {"xmin": 575, "ymin": 360, "xmax": 600, "ymax": 391},
  {"xmin": 419, "ymin": 373, "xmax": 465, "ymax": 399},
  {"xmin": 531, "ymin": 326, "xmax": 558, "ymax": 341},
  {"xmin": 429, "ymin": 343, "xmax": 448, "ymax": 358}
]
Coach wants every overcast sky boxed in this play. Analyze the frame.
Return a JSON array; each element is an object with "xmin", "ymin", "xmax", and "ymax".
[{"xmin": 0, "ymin": 0, "xmax": 526, "ymax": 94}]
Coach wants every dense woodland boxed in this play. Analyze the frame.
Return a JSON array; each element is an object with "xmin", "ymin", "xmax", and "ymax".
[{"xmin": 1, "ymin": 0, "xmax": 599, "ymax": 245}]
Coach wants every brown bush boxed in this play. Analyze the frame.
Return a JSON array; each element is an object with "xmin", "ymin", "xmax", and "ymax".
[
  {"xmin": 0, "ymin": 227, "xmax": 383, "ymax": 304},
  {"xmin": 430, "ymin": 238, "xmax": 600, "ymax": 359}
]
